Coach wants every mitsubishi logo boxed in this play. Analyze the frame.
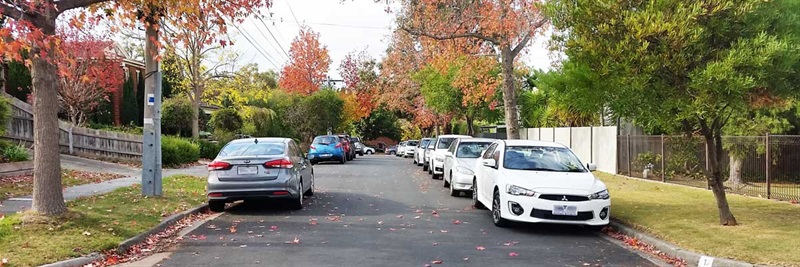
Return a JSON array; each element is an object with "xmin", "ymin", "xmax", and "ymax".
[
  {"xmin": 561, "ymin": 196, "xmax": 569, "ymax": 201},
  {"xmin": 244, "ymin": 160, "xmax": 251, "ymax": 163}
]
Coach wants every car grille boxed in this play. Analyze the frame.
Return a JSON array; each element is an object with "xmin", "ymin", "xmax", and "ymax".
[
  {"xmin": 538, "ymin": 194, "xmax": 590, "ymax": 202},
  {"xmin": 530, "ymin": 208, "xmax": 594, "ymax": 221}
]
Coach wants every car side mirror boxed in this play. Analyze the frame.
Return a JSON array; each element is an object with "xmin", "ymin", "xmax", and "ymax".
[
  {"xmin": 483, "ymin": 158, "xmax": 497, "ymax": 168},
  {"xmin": 586, "ymin": 163, "xmax": 597, "ymax": 171}
]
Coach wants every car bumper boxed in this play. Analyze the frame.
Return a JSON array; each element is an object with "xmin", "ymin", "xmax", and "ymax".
[
  {"xmin": 450, "ymin": 171, "xmax": 474, "ymax": 190},
  {"xmin": 207, "ymin": 179, "xmax": 300, "ymax": 202},
  {"xmin": 499, "ymin": 194, "xmax": 610, "ymax": 226},
  {"xmin": 433, "ymin": 161, "xmax": 444, "ymax": 174},
  {"xmin": 308, "ymin": 153, "xmax": 345, "ymax": 162}
]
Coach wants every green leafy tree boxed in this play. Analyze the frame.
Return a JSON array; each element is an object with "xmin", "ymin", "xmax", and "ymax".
[
  {"xmin": 209, "ymin": 108, "xmax": 244, "ymax": 134},
  {"xmin": 161, "ymin": 97, "xmax": 194, "ymax": 137},
  {"xmin": 549, "ymin": 0, "xmax": 800, "ymax": 225},
  {"xmin": 520, "ymin": 63, "xmax": 603, "ymax": 128},
  {"xmin": 120, "ymin": 76, "xmax": 139, "ymax": 126},
  {"xmin": 136, "ymin": 73, "xmax": 145, "ymax": 126},
  {"xmin": 4, "ymin": 61, "xmax": 31, "ymax": 101},
  {"xmin": 357, "ymin": 107, "xmax": 401, "ymax": 141}
]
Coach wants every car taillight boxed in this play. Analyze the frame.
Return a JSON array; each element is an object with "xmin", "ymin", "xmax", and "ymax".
[
  {"xmin": 310, "ymin": 145, "xmax": 316, "ymax": 150},
  {"xmin": 208, "ymin": 161, "xmax": 232, "ymax": 171},
  {"xmin": 264, "ymin": 158, "xmax": 294, "ymax": 169},
  {"xmin": 335, "ymin": 143, "xmax": 342, "ymax": 148}
]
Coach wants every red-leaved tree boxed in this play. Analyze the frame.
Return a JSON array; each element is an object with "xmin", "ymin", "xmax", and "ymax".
[
  {"xmin": 279, "ymin": 26, "xmax": 331, "ymax": 95},
  {"xmin": 57, "ymin": 30, "xmax": 124, "ymax": 126}
]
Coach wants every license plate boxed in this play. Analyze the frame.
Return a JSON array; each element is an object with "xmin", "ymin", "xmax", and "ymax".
[
  {"xmin": 237, "ymin": 166, "xmax": 258, "ymax": 175},
  {"xmin": 552, "ymin": 205, "xmax": 578, "ymax": 216},
  {"xmin": 321, "ymin": 154, "xmax": 332, "ymax": 158}
]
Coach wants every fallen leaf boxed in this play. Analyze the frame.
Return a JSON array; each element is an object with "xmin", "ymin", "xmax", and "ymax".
[
  {"xmin": 432, "ymin": 242, "xmax": 438, "ymax": 246},
  {"xmin": 440, "ymin": 230, "xmax": 448, "ymax": 233},
  {"xmin": 229, "ymin": 226, "xmax": 237, "ymax": 233},
  {"xmin": 509, "ymin": 252, "xmax": 519, "ymax": 257},
  {"xmin": 463, "ymin": 257, "xmax": 469, "ymax": 261},
  {"xmin": 414, "ymin": 216, "xmax": 421, "ymax": 219},
  {"xmin": 82, "ymin": 231, "xmax": 91, "ymax": 236},
  {"xmin": 239, "ymin": 245, "xmax": 247, "ymax": 248},
  {"xmin": 476, "ymin": 246, "xmax": 486, "ymax": 251},
  {"xmin": 431, "ymin": 260, "xmax": 443, "ymax": 264},
  {"xmin": 452, "ymin": 220, "xmax": 462, "ymax": 225},
  {"xmin": 396, "ymin": 215, "xmax": 403, "ymax": 218}
]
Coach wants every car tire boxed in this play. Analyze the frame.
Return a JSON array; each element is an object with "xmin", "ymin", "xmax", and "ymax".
[
  {"xmin": 423, "ymin": 163, "xmax": 428, "ymax": 171},
  {"xmin": 339, "ymin": 157, "xmax": 346, "ymax": 164},
  {"xmin": 449, "ymin": 180, "xmax": 459, "ymax": 197},
  {"xmin": 367, "ymin": 151, "xmax": 373, "ymax": 155},
  {"xmin": 209, "ymin": 201, "xmax": 225, "ymax": 212},
  {"xmin": 304, "ymin": 173, "xmax": 315, "ymax": 196},
  {"xmin": 389, "ymin": 151, "xmax": 395, "ymax": 155},
  {"xmin": 443, "ymin": 173, "xmax": 450, "ymax": 187},
  {"xmin": 472, "ymin": 178, "xmax": 486, "ymax": 209},
  {"xmin": 289, "ymin": 181, "xmax": 303, "ymax": 210},
  {"xmin": 492, "ymin": 190, "xmax": 511, "ymax": 227}
]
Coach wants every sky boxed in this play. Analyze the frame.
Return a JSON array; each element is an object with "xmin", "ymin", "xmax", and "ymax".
[{"xmin": 231, "ymin": 0, "xmax": 554, "ymax": 79}]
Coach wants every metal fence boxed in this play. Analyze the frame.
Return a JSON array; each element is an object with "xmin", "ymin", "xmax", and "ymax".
[{"xmin": 618, "ymin": 135, "xmax": 800, "ymax": 201}]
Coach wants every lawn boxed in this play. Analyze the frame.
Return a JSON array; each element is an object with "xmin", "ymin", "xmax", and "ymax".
[
  {"xmin": 0, "ymin": 170, "xmax": 125, "ymax": 201},
  {"xmin": 596, "ymin": 172, "xmax": 800, "ymax": 266},
  {"xmin": 0, "ymin": 175, "xmax": 206, "ymax": 267}
]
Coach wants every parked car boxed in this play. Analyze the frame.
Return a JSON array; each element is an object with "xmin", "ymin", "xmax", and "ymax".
[
  {"xmin": 472, "ymin": 140, "xmax": 608, "ymax": 228},
  {"xmin": 386, "ymin": 145, "xmax": 398, "ymax": 155},
  {"xmin": 308, "ymin": 135, "xmax": 347, "ymax": 164},
  {"xmin": 414, "ymin": 138, "xmax": 432, "ymax": 165},
  {"xmin": 443, "ymin": 138, "xmax": 494, "ymax": 197},
  {"xmin": 423, "ymin": 141, "xmax": 435, "ymax": 171},
  {"xmin": 430, "ymin": 135, "xmax": 472, "ymax": 179},
  {"xmin": 363, "ymin": 146, "xmax": 376, "ymax": 154},
  {"xmin": 403, "ymin": 140, "xmax": 419, "ymax": 158},
  {"xmin": 396, "ymin": 141, "xmax": 407, "ymax": 157},
  {"xmin": 337, "ymin": 134, "xmax": 356, "ymax": 161},
  {"xmin": 351, "ymin": 137, "xmax": 365, "ymax": 156},
  {"xmin": 376, "ymin": 142, "xmax": 387, "ymax": 153},
  {"xmin": 206, "ymin": 138, "xmax": 314, "ymax": 212}
]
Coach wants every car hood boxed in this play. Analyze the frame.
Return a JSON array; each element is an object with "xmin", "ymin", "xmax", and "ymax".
[{"xmin": 499, "ymin": 169, "xmax": 606, "ymax": 194}]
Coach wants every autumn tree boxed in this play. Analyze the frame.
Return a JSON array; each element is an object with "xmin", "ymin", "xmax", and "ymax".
[
  {"xmin": 278, "ymin": 26, "xmax": 331, "ymax": 95},
  {"xmin": 55, "ymin": 31, "xmax": 123, "ymax": 126},
  {"xmin": 0, "ymin": 0, "xmax": 267, "ymax": 216},
  {"xmin": 398, "ymin": 0, "xmax": 549, "ymax": 139},
  {"xmin": 339, "ymin": 49, "xmax": 379, "ymax": 119},
  {"xmin": 548, "ymin": 0, "xmax": 800, "ymax": 225}
]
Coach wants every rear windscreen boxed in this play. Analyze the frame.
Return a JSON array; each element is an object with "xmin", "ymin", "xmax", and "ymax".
[
  {"xmin": 437, "ymin": 138, "xmax": 456, "ymax": 149},
  {"xmin": 219, "ymin": 142, "xmax": 286, "ymax": 157},
  {"xmin": 407, "ymin": 141, "xmax": 419, "ymax": 146},
  {"xmin": 313, "ymin": 136, "xmax": 338, "ymax": 145}
]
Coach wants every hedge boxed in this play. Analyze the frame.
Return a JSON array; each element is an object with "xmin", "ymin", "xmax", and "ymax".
[
  {"xmin": 162, "ymin": 136, "xmax": 200, "ymax": 167},
  {"xmin": 196, "ymin": 139, "xmax": 224, "ymax": 159}
]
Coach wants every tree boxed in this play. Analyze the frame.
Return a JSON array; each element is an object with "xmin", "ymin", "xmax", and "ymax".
[
  {"xmin": 0, "ymin": 0, "xmax": 268, "ymax": 216},
  {"xmin": 357, "ymin": 107, "xmax": 401, "ymax": 141},
  {"xmin": 209, "ymin": 108, "xmax": 243, "ymax": 134},
  {"xmin": 120, "ymin": 75, "xmax": 138, "ymax": 125},
  {"xmin": 519, "ymin": 62, "xmax": 604, "ymax": 128},
  {"xmin": 161, "ymin": 96, "xmax": 194, "ymax": 137},
  {"xmin": 278, "ymin": 26, "xmax": 331, "ymax": 95},
  {"xmin": 548, "ymin": 0, "xmax": 800, "ymax": 225},
  {"xmin": 399, "ymin": 0, "xmax": 549, "ymax": 139},
  {"xmin": 52, "ymin": 37, "xmax": 122, "ymax": 125},
  {"xmin": 339, "ymin": 49, "xmax": 379, "ymax": 120}
]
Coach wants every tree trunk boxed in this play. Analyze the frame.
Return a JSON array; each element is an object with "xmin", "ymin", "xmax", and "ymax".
[
  {"xmin": 700, "ymin": 122, "xmax": 738, "ymax": 226},
  {"xmin": 30, "ymin": 16, "xmax": 67, "ymax": 216},
  {"xmin": 728, "ymin": 155, "xmax": 743, "ymax": 188},
  {"xmin": 466, "ymin": 114, "xmax": 475, "ymax": 136},
  {"xmin": 191, "ymin": 94, "xmax": 200, "ymax": 139},
  {"xmin": 500, "ymin": 48, "xmax": 521, "ymax": 139}
]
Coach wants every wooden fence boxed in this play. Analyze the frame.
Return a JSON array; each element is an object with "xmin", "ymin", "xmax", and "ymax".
[{"xmin": 2, "ymin": 94, "xmax": 143, "ymax": 162}]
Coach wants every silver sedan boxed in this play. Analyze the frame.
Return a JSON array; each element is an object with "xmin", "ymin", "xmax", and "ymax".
[{"xmin": 206, "ymin": 138, "xmax": 314, "ymax": 212}]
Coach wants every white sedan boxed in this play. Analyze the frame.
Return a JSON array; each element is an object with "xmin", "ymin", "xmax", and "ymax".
[
  {"xmin": 443, "ymin": 138, "xmax": 494, "ymax": 197},
  {"xmin": 472, "ymin": 140, "xmax": 610, "ymax": 228}
]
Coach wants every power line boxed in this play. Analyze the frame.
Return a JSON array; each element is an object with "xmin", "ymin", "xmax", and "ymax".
[
  {"xmin": 256, "ymin": 15, "xmax": 291, "ymax": 59},
  {"xmin": 285, "ymin": 0, "xmax": 301, "ymax": 26},
  {"xmin": 264, "ymin": 18, "xmax": 391, "ymax": 31},
  {"xmin": 230, "ymin": 22, "xmax": 280, "ymax": 70},
  {"xmin": 249, "ymin": 16, "xmax": 289, "ymax": 61}
]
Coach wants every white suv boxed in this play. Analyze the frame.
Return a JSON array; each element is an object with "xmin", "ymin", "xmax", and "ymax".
[{"xmin": 430, "ymin": 134, "xmax": 471, "ymax": 179}]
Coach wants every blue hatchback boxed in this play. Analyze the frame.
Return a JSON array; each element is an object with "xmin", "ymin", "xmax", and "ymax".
[{"xmin": 308, "ymin": 135, "xmax": 347, "ymax": 164}]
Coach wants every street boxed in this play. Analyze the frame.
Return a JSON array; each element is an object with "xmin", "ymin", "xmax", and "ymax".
[{"xmin": 159, "ymin": 155, "xmax": 657, "ymax": 267}]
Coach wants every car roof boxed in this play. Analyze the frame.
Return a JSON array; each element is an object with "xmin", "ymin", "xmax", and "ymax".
[
  {"xmin": 228, "ymin": 137, "xmax": 290, "ymax": 144},
  {"xmin": 421, "ymin": 138, "xmax": 432, "ymax": 141},
  {"xmin": 501, "ymin": 139, "xmax": 568, "ymax": 148},
  {"xmin": 436, "ymin": 135, "xmax": 472, "ymax": 139},
  {"xmin": 458, "ymin": 138, "xmax": 495, "ymax": 143}
]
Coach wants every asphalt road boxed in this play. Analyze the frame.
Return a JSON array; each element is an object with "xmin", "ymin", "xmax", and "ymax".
[{"xmin": 158, "ymin": 155, "xmax": 657, "ymax": 267}]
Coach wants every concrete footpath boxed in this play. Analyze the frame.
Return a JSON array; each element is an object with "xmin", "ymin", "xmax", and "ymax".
[{"xmin": 0, "ymin": 155, "xmax": 207, "ymax": 214}]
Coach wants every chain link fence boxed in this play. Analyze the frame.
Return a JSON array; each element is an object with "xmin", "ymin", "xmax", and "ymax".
[{"xmin": 617, "ymin": 135, "xmax": 800, "ymax": 201}]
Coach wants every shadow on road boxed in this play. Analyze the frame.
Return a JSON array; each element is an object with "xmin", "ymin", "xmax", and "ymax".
[{"xmin": 224, "ymin": 191, "xmax": 409, "ymax": 217}]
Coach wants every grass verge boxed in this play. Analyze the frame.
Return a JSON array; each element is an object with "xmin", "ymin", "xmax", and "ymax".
[
  {"xmin": 596, "ymin": 172, "xmax": 800, "ymax": 266},
  {"xmin": 0, "ymin": 170, "xmax": 125, "ymax": 201},
  {"xmin": 0, "ymin": 175, "xmax": 206, "ymax": 267}
]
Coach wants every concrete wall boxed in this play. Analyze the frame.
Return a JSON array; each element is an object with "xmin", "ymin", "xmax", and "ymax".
[{"xmin": 523, "ymin": 126, "xmax": 618, "ymax": 174}]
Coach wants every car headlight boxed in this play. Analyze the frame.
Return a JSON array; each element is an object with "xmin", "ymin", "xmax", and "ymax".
[
  {"xmin": 455, "ymin": 166, "xmax": 474, "ymax": 176},
  {"xmin": 588, "ymin": 189, "xmax": 610, "ymax": 200},
  {"xmin": 435, "ymin": 156, "xmax": 444, "ymax": 162},
  {"xmin": 506, "ymin": 185, "xmax": 536, "ymax": 197}
]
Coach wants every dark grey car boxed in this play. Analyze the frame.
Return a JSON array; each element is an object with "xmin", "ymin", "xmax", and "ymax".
[{"xmin": 206, "ymin": 138, "xmax": 314, "ymax": 212}]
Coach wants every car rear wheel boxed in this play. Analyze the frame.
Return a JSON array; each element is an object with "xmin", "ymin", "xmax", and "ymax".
[
  {"xmin": 423, "ymin": 163, "xmax": 428, "ymax": 171},
  {"xmin": 304, "ymin": 174, "xmax": 315, "ymax": 196},
  {"xmin": 472, "ymin": 179, "xmax": 486, "ymax": 209},
  {"xmin": 209, "ymin": 201, "xmax": 225, "ymax": 212},
  {"xmin": 289, "ymin": 181, "xmax": 303, "ymax": 210},
  {"xmin": 492, "ymin": 190, "xmax": 511, "ymax": 227},
  {"xmin": 443, "ymin": 173, "xmax": 450, "ymax": 188}
]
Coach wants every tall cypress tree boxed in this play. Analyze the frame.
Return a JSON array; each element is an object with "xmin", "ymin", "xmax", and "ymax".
[
  {"xmin": 136, "ymin": 72, "xmax": 145, "ymax": 126},
  {"xmin": 121, "ymin": 75, "xmax": 138, "ymax": 126}
]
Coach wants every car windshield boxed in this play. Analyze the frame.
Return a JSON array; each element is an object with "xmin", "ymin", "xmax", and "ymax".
[
  {"xmin": 437, "ymin": 138, "xmax": 456, "ymax": 149},
  {"xmin": 420, "ymin": 139, "xmax": 431, "ymax": 147},
  {"xmin": 503, "ymin": 146, "xmax": 587, "ymax": 172},
  {"xmin": 456, "ymin": 142, "xmax": 491, "ymax": 158},
  {"xmin": 219, "ymin": 142, "xmax": 286, "ymax": 157},
  {"xmin": 313, "ymin": 136, "xmax": 338, "ymax": 145},
  {"xmin": 351, "ymin": 137, "xmax": 361, "ymax": 143},
  {"xmin": 407, "ymin": 140, "xmax": 419, "ymax": 146}
]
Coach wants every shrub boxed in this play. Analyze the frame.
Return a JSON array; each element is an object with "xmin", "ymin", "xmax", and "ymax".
[
  {"xmin": 209, "ymin": 108, "xmax": 243, "ymax": 133},
  {"xmin": 2, "ymin": 143, "xmax": 30, "ymax": 162},
  {"xmin": 161, "ymin": 136, "xmax": 199, "ymax": 167},
  {"xmin": 196, "ymin": 139, "xmax": 224, "ymax": 159},
  {"xmin": 162, "ymin": 97, "xmax": 194, "ymax": 137}
]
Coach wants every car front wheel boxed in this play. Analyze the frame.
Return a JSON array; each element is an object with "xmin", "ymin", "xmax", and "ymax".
[{"xmin": 492, "ymin": 190, "xmax": 511, "ymax": 227}]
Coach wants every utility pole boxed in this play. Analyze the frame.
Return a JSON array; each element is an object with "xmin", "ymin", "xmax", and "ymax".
[{"xmin": 142, "ymin": 10, "xmax": 163, "ymax": 197}]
